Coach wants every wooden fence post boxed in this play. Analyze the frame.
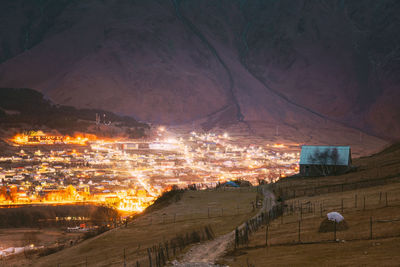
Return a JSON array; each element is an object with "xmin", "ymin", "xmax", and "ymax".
[
  {"xmin": 320, "ymin": 203, "xmax": 323, "ymax": 218},
  {"xmin": 363, "ymin": 195, "xmax": 366, "ymax": 211},
  {"xmin": 385, "ymin": 192, "xmax": 388, "ymax": 207},
  {"xmin": 334, "ymin": 221, "xmax": 337, "ymax": 241},
  {"xmin": 355, "ymin": 194, "xmax": 358, "ymax": 208},
  {"xmin": 235, "ymin": 227, "xmax": 239, "ymax": 250},
  {"xmin": 147, "ymin": 248, "xmax": 152, "ymax": 267},
  {"xmin": 341, "ymin": 199, "xmax": 344, "ymax": 213},
  {"xmin": 370, "ymin": 217, "xmax": 373, "ymax": 240},
  {"xmin": 300, "ymin": 203, "xmax": 303, "ymax": 221},
  {"xmin": 298, "ymin": 221, "xmax": 301, "ymax": 243},
  {"xmin": 124, "ymin": 248, "xmax": 126, "ymax": 267}
]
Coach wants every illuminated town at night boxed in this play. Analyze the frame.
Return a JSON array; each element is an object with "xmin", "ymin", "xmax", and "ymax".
[
  {"xmin": 1, "ymin": 1, "xmax": 400, "ymax": 266},
  {"xmin": 1, "ymin": 129, "xmax": 299, "ymax": 212}
]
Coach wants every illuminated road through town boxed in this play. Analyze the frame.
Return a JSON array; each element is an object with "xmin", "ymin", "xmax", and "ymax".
[{"xmin": 0, "ymin": 129, "xmax": 300, "ymax": 213}]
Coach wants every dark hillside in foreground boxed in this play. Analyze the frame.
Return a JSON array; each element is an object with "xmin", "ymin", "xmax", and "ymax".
[{"xmin": 0, "ymin": 88, "xmax": 149, "ymax": 137}]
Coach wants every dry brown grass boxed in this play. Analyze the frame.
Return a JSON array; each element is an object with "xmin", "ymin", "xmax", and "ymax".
[
  {"xmin": 276, "ymin": 143, "xmax": 400, "ymax": 196},
  {"xmin": 221, "ymin": 170, "xmax": 400, "ymax": 265},
  {"xmin": 13, "ymin": 188, "xmax": 258, "ymax": 267},
  {"xmin": 224, "ymin": 237, "xmax": 400, "ymax": 267},
  {"xmin": 245, "ymin": 183, "xmax": 400, "ymax": 248},
  {"xmin": 0, "ymin": 228, "xmax": 82, "ymax": 248},
  {"xmin": 219, "ymin": 144, "xmax": 400, "ymax": 266}
]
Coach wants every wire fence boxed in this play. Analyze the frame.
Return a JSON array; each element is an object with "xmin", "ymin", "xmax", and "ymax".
[
  {"xmin": 15, "ymin": 178, "xmax": 400, "ymax": 266},
  {"xmin": 235, "ymin": 188, "xmax": 400, "ymax": 250},
  {"xmin": 261, "ymin": 214, "xmax": 400, "ymax": 247},
  {"xmin": 49, "ymin": 187, "xmax": 262, "ymax": 266},
  {"xmin": 51, "ymin": 225, "xmax": 215, "ymax": 267},
  {"xmin": 273, "ymin": 174, "xmax": 400, "ymax": 200}
]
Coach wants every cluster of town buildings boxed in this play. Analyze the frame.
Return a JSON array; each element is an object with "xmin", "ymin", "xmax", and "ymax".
[{"xmin": 0, "ymin": 130, "xmax": 300, "ymax": 212}]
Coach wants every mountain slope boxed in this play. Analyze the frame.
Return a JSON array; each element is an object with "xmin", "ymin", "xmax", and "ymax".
[
  {"xmin": 0, "ymin": 0, "xmax": 399, "ymax": 140},
  {"xmin": 0, "ymin": 88, "xmax": 148, "ymax": 138}
]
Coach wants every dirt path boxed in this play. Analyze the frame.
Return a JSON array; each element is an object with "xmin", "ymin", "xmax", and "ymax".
[{"xmin": 173, "ymin": 188, "xmax": 275, "ymax": 266}]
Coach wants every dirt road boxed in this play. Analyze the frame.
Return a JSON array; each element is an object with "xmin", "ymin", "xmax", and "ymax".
[{"xmin": 173, "ymin": 187, "xmax": 275, "ymax": 266}]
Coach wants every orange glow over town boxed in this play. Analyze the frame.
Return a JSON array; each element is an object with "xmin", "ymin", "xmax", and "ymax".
[
  {"xmin": 272, "ymin": 143, "xmax": 286, "ymax": 148},
  {"xmin": 0, "ymin": 183, "xmax": 160, "ymax": 213},
  {"xmin": 2, "ymin": 130, "xmax": 300, "ymax": 214},
  {"xmin": 10, "ymin": 131, "xmax": 98, "ymax": 146}
]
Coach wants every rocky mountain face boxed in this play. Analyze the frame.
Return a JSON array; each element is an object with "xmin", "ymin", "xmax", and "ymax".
[{"xmin": 0, "ymin": 0, "xmax": 399, "ymax": 140}]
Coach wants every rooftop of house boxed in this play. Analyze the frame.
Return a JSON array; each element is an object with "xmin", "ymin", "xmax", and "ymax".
[{"xmin": 299, "ymin": 146, "xmax": 351, "ymax": 166}]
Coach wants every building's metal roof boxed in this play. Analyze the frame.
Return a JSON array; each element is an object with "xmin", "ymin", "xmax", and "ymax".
[{"xmin": 299, "ymin": 146, "xmax": 351, "ymax": 166}]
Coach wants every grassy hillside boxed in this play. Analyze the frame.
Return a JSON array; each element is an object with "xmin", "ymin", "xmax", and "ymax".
[
  {"xmin": 220, "ymin": 143, "xmax": 400, "ymax": 266},
  {"xmin": 4, "ymin": 142, "xmax": 399, "ymax": 266},
  {"xmin": 273, "ymin": 142, "xmax": 400, "ymax": 199},
  {"xmin": 17, "ymin": 189, "xmax": 259, "ymax": 266}
]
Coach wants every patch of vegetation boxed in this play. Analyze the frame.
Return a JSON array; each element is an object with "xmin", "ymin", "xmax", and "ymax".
[
  {"xmin": 144, "ymin": 186, "xmax": 184, "ymax": 213},
  {"xmin": 82, "ymin": 225, "xmax": 112, "ymax": 240},
  {"xmin": 38, "ymin": 244, "xmax": 65, "ymax": 257}
]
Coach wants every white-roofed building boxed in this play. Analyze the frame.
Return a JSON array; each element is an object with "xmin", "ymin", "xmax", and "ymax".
[{"xmin": 299, "ymin": 145, "xmax": 352, "ymax": 176}]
